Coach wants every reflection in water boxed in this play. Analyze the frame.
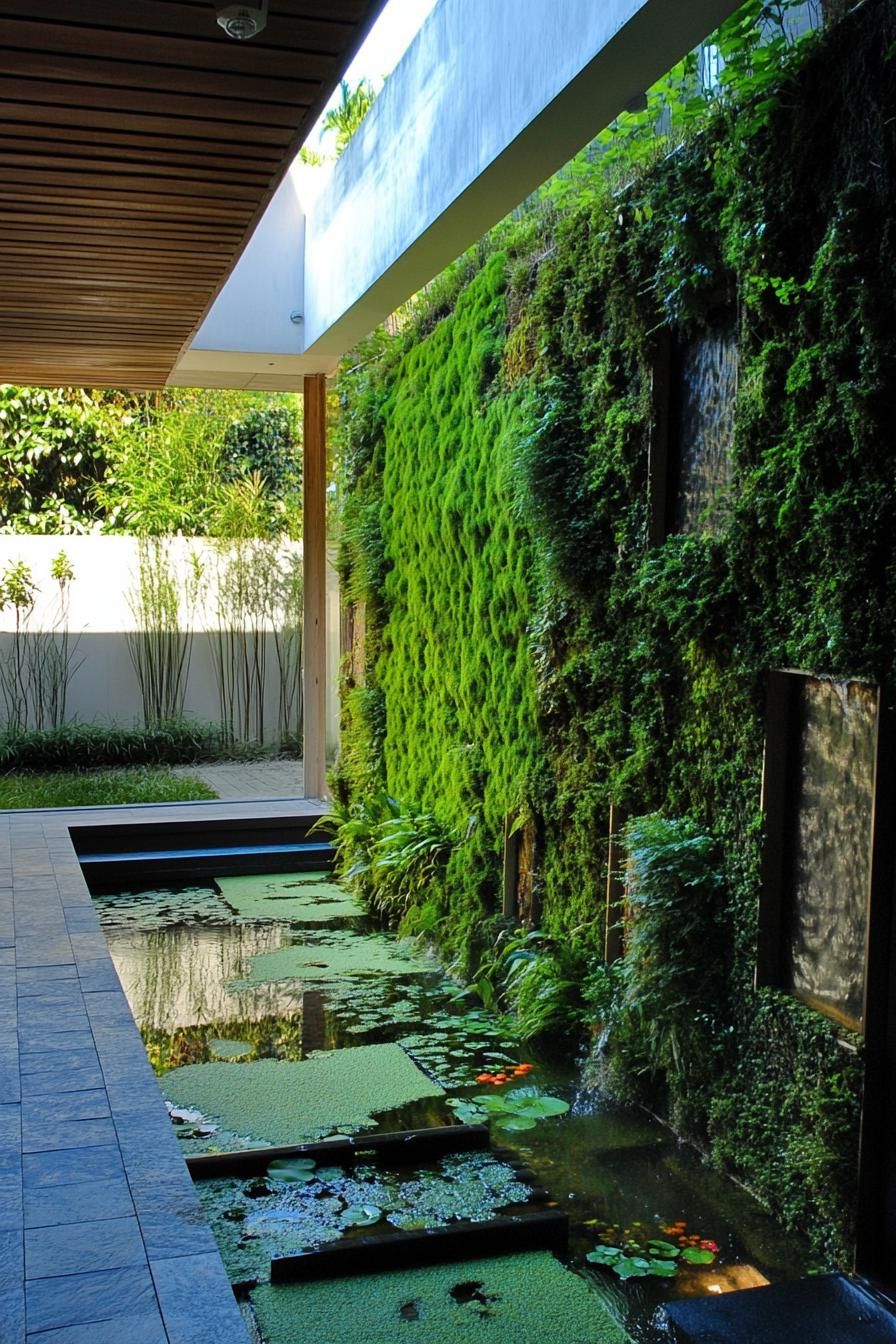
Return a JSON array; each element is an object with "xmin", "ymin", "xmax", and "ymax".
[
  {"xmin": 788, "ymin": 678, "xmax": 876, "ymax": 1028},
  {"xmin": 104, "ymin": 923, "xmax": 300, "ymax": 1032},
  {"xmin": 674, "ymin": 328, "xmax": 738, "ymax": 533}
]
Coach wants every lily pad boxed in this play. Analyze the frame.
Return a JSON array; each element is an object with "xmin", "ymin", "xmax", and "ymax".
[
  {"xmin": 342, "ymin": 1204, "xmax": 382, "ymax": 1227},
  {"xmin": 682, "ymin": 1247, "xmax": 716, "ymax": 1264},
  {"xmin": 268, "ymin": 1157, "xmax": 317, "ymax": 1184}
]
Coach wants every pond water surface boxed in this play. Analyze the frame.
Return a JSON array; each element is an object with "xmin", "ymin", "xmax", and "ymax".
[{"xmin": 94, "ymin": 877, "xmax": 813, "ymax": 1344}]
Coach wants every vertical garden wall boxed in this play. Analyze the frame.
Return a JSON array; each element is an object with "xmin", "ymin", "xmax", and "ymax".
[{"xmin": 334, "ymin": 0, "xmax": 896, "ymax": 1262}]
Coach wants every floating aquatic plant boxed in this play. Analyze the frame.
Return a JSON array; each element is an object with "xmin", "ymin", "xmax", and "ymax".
[
  {"xmin": 585, "ymin": 1219, "xmax": 718, "ymax": 1280},
  {"xmin": 447, "ymin": 1086, "xmax": 569, "ymax": 1131},
  {"xmin": 202, "ymin": 1152, "xmax": 534, "ymax": 1285},
  {"xmin": 162, "ymin": 1044, "xmax": 445, "ymax": 1149},
  {"xmin": 250, "ymin": 1251, "xmax": 633, "ymax": 1344},
  {"xmin": 216, "ymin": 871, "xmax": 364, "ymax": 923}
]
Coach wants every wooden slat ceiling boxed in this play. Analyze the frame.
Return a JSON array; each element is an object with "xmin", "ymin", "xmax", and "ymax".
[{"xmin": 0, "ymin": 0, "xmax": 385, "ymax": 389}]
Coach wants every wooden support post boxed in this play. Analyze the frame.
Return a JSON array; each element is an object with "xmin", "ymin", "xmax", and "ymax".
[
  {"xmin": 604, "ymin": 803, "xmax": 625, "ymax": 964},
  {"xmin": 303, "ymin": 374, "xmax": 328, "ymax": 799}
]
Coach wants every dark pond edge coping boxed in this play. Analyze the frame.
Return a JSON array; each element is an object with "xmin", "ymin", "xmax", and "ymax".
[
  {"xmin": 0, "ymin": 799, "xmax": 324, "ymax": 1344},
  {"xmin": 269, "ymin": 1209, "xmax": 571, "ymax": 1284}
]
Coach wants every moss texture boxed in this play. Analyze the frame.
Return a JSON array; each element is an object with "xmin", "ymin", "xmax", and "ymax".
[
  {"xmin": 216, "ymin": 872, "xmax": 363, "ymax": 922},
  {"xmin": 334, "ymin": 2, "xmax": 895, "ymax": 1261},
  {"xmin": 161, "ymin": 1045, "xmax": 444, "ymax": 1146},
  {"xmin": 251, "ymin": 1251, "xmax": 631, "ymax": 1344}
]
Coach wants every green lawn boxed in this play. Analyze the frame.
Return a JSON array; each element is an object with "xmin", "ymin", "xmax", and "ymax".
[{"xmin": 0, "ymin": 766, "xmax": 218, "ymax": 810}]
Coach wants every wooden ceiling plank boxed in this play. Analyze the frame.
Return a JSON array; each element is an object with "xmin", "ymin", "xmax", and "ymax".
[
  {"xmin": 2, "ymin": 190, "xmax": 257, "ymax": 222},
  {"xmin": 0, "ymin": 133, "xmax": 282, "ymax": 175},
  {"xmin": 0, "ymin": 99, "xmax": 295, "ymax": 145},
  {"xmin": 0, "ymin": 17, "xmax": 346, "ymax": 79},
  {"xmin": 2, "ymin": 79, "xmax": 308, "ymax": 129},
  {"xmin": 0, "ymin": 164, "xmax": 265, "ymax": 200},
  {"xmin": 1, "ymin": 52, "xmax": 321, "ymax": 108},
  {"xmin": 0, "ymin": 7, "xmax": 354, "ymax": 65}
]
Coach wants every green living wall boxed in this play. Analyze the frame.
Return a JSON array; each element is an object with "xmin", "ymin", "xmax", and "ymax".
[{"xmin": 335, "ymin": 0, "xmax": 896, "ymax": 1262}]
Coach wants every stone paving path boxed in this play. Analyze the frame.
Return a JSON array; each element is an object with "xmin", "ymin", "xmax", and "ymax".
[
  {"xmin": 0, "ymin": 796, "xmax": 323, "ymax": 1344},
  {"xmin": 171, "ymin": 758, "xmax": 305, "ymax": 801}
]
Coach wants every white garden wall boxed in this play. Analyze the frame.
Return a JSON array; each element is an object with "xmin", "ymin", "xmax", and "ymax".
[{"xmin": 0, "ymin": 536, "xmax": 339, "ymax": 752}]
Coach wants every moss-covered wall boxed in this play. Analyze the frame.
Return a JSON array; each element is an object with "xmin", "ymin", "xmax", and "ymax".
[{"xmin": 335, "ymin": 0, "xmax": 896, "ymax": 1262}]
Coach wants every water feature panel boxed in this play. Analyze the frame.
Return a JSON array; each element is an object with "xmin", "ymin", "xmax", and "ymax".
[
  {"xmin": 672, "ymin": 326, "xmax": 738, "ymax": 534},
  {"xmin": 787, "ymin": 677, "xmax": 877, "ymax": 1029}
]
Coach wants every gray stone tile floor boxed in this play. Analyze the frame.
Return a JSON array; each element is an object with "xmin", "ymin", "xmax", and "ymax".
[
  {"xmin": 171, "ymin": 758, "xmax": 305, "ymax": 800},
  {"xmin": 0, "ymin": 795, "xmax": 326, "ymax": 1343}
]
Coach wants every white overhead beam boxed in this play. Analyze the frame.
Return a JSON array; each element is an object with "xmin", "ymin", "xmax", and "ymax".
[
  {"xmin": 175, "ymin": 0, "xmax": 742, "ymax": 386},
  {"xmin": 301, "ymin": 0, "xmax": 742, "ymax": 359}
]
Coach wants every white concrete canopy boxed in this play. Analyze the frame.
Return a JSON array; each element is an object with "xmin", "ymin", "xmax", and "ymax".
[{"xmin": 174, "ymin": 0, "xmax": 743, "ymax": 387}]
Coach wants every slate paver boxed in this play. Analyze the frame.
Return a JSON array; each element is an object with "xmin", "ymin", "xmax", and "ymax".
[
  {"xmin": 21, "ymin": 1116, "xmax": 118, "ymax": 1155},
  {"xmin": 151, "ymin": 1251, "xmax": 249, "ymax": 1344},
  {"xmin": 25, "ymin": 1264, "xmax": 158, "ymax": 1334},
  {"xmin": 24, "ymin": 1176, "xmax": 135, "ymax": 1230},
  {"xmin": 25, "ymin": 1309, "xmax": 168, "ymax": 1344},
  {"xmin": 25, "ymin": 1215, "xmax": 146, "ymax": 1280},
  {"xmin": 20, "ymin": 1091, "xmax": 110, "ymax": 1128},
  {"xmin": 22, "ymin": 1143, "xmax": 126, "ymax": 1190},
  {"xmin": 1, "ymin": 796, "xmax": 322, "ymax": 1344}
]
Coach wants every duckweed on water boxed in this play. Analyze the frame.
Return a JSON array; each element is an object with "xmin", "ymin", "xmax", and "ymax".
[
  {"xmin": 215, "ymin": 872, "xmax": 364, "ymax": 923},
  {"xmin": 250, "ymin": 1251, "xmax": 633, "ymax": 1344},
  {"xmin": 229, "ymin": 928, "xmax": 432, "ymax": 988},
  {"xmin": 201, "ymin": 1152, "xmax": 533, "ymax": 1285},
  {"xmin": 161, "ymin": 1044, "xmax": 445, "ymax": 1147},
  {"xmin": 95, "ymin": 885, "xmax": 227, "ymax": 931}
]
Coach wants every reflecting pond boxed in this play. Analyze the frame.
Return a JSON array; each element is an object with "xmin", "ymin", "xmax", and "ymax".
[{"xmin": 94, "ymin": 877, "xmax": 813, "ymax": 1343}]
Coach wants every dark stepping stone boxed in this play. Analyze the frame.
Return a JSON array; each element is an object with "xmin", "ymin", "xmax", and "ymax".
[{"xmin": 664, "ymin": 1274, "xmax": 896, "ymax": 1344}]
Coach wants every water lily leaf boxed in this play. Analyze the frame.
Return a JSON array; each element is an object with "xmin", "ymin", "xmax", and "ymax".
[
  {"xmin": 505, "ymin": 1095, "xmax": 569, "ymax": 1118},
  {"xmin": 681, "ymin": 1247, "xmax": 716, "ymax": 1264},
  {"xmin": 472, "ymin": 1094, "xmax": 509, "ymax": 1112},
  {"xmin": 646, "ymin": 1239, "xmax": 680, "ymax": 1258},
  {"xmin": 648, "ymin": 1258, "xmax": 679, "ymax": 1277},
  {"xmin": 496, "ymin": 1114, "xmax": 537, "ymax": 1131},
  {"xmin": 342, "ymin": 1204, "xmax": 382, "ymax": 1227},
  {"xmin": 586, "ymin": 1246, "xmax": 623, "ymax": 1265},
  {"xmin": 267, "ymin": 1157, "xmax": 317, "ymax": 1184},
  {"xmin": 613, "ymin": 1256, "xmax": 652, "ymax": 1279},
  {"xmin": 314, "ymin": 1167, "xmax": 346, "ymax": 1184}
]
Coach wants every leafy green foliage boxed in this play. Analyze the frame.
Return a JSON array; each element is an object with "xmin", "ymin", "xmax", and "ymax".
[
  {"xmin": 321, "ymin": 792, "xmax": 456, "ymax": 924},
  {"xmin": 0, "ymin": 719, "xmax": 236, "ymax": 770},
  {"xmin": 0, "ymin": 386, "xmax": 120, "ymax": 533},
  {"xmin": 586, "ymin": 1217, "xmax": 719, "ymax": 1280},
  {"xmin": 0, "ymin": 386, "xmax": 301, "ymax": 538},
  {"xmin": 0, "ymin": 765, "xmax": 217, "ymax": 809},
  {"xmin": 333, "ymin": 0, "xmax": 889, "ymax": 1261}
]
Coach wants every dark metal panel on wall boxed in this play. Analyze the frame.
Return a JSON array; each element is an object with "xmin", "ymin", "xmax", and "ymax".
[{"xmin": 757, "ymin": 669, "xmax": 896, "ymax": 1278}]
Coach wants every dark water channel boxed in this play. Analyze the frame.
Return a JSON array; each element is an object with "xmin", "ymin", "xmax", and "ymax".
[{"xmin": 94, "ymin": 879, "xmax": 812, "ymax": 1344}]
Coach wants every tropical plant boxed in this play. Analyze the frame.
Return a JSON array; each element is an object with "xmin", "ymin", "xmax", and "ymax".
[
  {"xmin": 0, "ymin": 719, "xmax": 228, "ymax": 770},
  {"xmin": 473, "ymin": 927, "xmax": 586, "ymax": 1040},
  {"xmin": 0, "ymin": 385, "xmax": 121, "ymax": 534},
  {"xmin": 320, "ymin": 791, "xmax": 455, "ymax": 923},
  {"xmin": 322, "ymin": 79, "xmax": 377, "ymax": 156}
]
